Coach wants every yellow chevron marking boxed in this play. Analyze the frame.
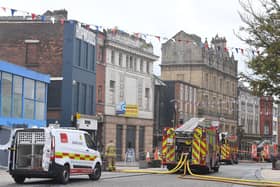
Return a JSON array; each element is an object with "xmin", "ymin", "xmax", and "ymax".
[
  {"xmin": 194, "ymin": 133, "xmax": 200, "ymax": 140},
  {"xmin": 193, "ymin": 142, "xmax": 200, "ymax": 153}
]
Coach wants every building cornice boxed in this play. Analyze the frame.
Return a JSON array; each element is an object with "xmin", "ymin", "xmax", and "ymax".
[{"xmin": 105, "ymin": 40, "xmax": 158, "ymax": 61}]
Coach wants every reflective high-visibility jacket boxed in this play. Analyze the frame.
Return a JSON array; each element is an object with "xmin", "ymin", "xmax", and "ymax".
[{"xmin": 106, "ymin": 143, "xmax": 116, "ymax": 157}]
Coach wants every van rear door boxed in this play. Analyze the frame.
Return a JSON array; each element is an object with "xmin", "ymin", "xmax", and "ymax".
[
  {"xmin": 42, "ymin": 128, "xmax": 51, "ymax": 171},
  {"xmin": 14, "ymin": 129, "xmax": 45, "ymax": 170}
]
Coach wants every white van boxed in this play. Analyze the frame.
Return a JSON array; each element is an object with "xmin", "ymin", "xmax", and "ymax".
[{"xmin": 8, "ymin": 127, "xmax": 102, "ymax": 184}]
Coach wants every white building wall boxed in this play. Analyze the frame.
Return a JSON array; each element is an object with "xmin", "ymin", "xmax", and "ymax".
[
  {"xmin": 238, "ymin": 86, "xmax": 260, "ymax": 135},
  {"xmin": 104, "ymin": 48, "xmax": 156, "ymax": 120}
]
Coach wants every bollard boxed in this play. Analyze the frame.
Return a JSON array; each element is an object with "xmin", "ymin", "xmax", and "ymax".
[
  {"xmin": 272, "ymin": 154, "xmax": 280, "ymax": 170},
  {"xmin": 272, "ymin": 155, "xmax": 276, "ymax": 170}
]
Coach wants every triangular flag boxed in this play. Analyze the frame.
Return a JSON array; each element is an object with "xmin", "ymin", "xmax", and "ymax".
[
  {"xmin": 155, "ymin": 36, "xmax": 160, "ymax": 42},
  {"xmin": 31, "ymin": 13, "xmax": 36, "ymax": 20},
  {"xmin": 1, "ymin": 7, "xmax": 6, "ymax": 12},
  {"xmin": 252, "ymin": 50, "xmax": 255, "ymax": 55},
  {"xmin": 235, "ymin": 48, "xmax": 238, "ymax": 53},
  {"xmin": 240, "ymin": 48, "xmax": 244, "ymax": 54},
  {"xmin": 60, "ymin": 19, "xmax": 65, "ymax": 25},
  {"xmin": 11, "ymin": 9, "xmax": 17, "ymax": 16},
  {"xmin": 224, "ymin": 47, "xmax": 228, "ymax": 52}
]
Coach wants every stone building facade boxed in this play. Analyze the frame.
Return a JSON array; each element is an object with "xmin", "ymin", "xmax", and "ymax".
[
  {"xmin": 161, "ymin": 31, "xmax": 238, "ymax": 135},
  {"xmin": 103, "ymin": 30, "xmax": 158, "ymax": 160},
  {"xmin": 237, "ymin": 82, "xmax": 261, "ymax": 158}
]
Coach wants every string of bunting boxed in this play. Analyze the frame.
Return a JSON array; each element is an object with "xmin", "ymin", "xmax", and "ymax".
[{"xmin": 0, "ymin": 6, "xmax": 260, "ymax": 56}]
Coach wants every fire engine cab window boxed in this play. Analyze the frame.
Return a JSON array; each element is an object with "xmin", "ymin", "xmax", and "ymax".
[{"xmin": 84, "ymin": 134, "xmax": 95, "ymax": 149}]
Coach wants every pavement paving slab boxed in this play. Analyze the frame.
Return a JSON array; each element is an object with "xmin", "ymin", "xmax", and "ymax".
[{"xmin": 261, "ymin": 168, "xmax": 280, "ymax": 181}]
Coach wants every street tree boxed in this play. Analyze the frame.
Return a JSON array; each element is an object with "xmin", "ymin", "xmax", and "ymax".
[{"xmin": 238, "ymin": 0, "xmax": 280, "ymax": 101}]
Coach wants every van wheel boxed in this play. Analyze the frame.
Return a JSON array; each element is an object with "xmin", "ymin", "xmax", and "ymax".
[
  {"xmin": 13, "ymin": 175, "xmax": 25, "ymax": 184},
  {"xmin": 57, "ymin": 165, "xmax": 70, "ymax": 184},
  {"xmin": 89, "ymin": 163, "xmax": 101, "ymax": 180}
]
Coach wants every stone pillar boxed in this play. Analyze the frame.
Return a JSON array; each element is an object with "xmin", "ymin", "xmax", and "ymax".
[
  {"xmin": 122, "ymin": 124, "xmax": 127, "ymax": 160},
  {"xmin": 145, "ymin": 125, "xmax": 153, "ymax": 153},
  {"xmin": 135, "ymin": 125, "xmax": 139, "ymax": 160}
]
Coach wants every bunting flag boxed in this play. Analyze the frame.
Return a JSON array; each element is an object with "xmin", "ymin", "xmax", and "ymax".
[
  {"xmin": 31, "ymin": 13, "xmax": 36, "ymax": 20},
  {"xmin": 10, "ymin": 8, "xmax": 16, "ymax": 16},
  {"xmin": 0, "ymin": 5, "xmax": 261, "ymax": 57}
]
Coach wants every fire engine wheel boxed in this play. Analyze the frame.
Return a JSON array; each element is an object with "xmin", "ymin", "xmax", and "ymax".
[
  {"xmin": 57, "ymin": 165, "xmax": 70, "ymax": 184},
  {"xmin": 89, "ymin": 163, "xmax": 101, "ymax": 180},
  {"xmin": 13, "ymin": 175, "xmax": 25, "ymax": 184}
]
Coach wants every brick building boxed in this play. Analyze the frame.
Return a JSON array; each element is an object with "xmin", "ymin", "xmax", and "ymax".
[
  {"xmin": 161, "ymin": 31, "xmax": 238, "ymax": 135},
  {"xmin": 0, "ymin": 13, "xmax": 98, "ymax": 128},
  {"xmin": 260, "ymin": 96, "xmax": 273, "ymax": 141},
  {"xmin": 95, "ymin": 31, "xmax": 106, "ymax": 150}
]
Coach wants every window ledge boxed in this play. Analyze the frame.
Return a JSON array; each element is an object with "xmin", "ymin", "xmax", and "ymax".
[{"xmin": 25, "ymin": 63, "xmax": 39, "ymax": 67}]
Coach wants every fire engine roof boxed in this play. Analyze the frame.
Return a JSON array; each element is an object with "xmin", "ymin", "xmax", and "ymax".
[{"xmin": 175, "ymin": 118, "xmax": 205, "ymax": 132}]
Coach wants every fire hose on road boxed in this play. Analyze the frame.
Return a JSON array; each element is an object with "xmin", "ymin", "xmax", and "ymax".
[
  {"xmin": 120, "ymin": 154, "xmax": 187, "ymax": 174},
  {"xmin": 120, "ymin": 153, "xmax": 280, "ymax": 187},
  {"xmin": 179, "ymin": 160, "xmax": 280, "ymax": 187}
]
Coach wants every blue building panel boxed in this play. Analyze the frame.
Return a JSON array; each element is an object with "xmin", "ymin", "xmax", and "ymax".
[
  {"xmin": 0, "ymin": 117, "xmax": 46, "ymax": 127},
  {"xmin": 0, "ymin": 60, "xmax": 50, "ymax": 83},
  {"xmin": 0, "ymin": 60, "xmax": 50, "ymax": 128},
  {"xmin": 60, "ymin": 21, "xmax": 96, "ymax": 126}
]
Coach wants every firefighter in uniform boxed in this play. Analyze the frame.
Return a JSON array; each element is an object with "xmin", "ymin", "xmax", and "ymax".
[
  {"xmin": 261, "ymin": 150, "xmax": 265, "ymax": 162},
  {"xmin": 105, "ymin": 140, "xmax": 116, "ymax": 171}
]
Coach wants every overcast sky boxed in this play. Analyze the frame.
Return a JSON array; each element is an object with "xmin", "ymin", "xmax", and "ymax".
[{"xmin": 1, "ymin": 0, "xmax": 254, "ymax": 75}]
